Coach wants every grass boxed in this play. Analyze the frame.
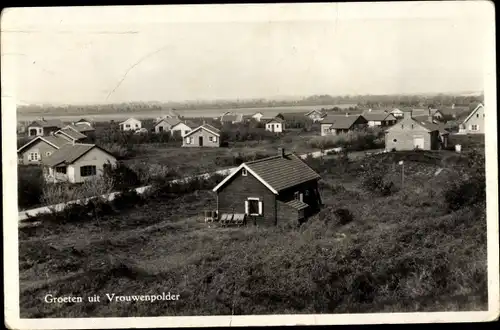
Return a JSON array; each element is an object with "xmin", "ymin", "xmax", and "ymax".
[{"xmin": 18, "ymin": 153, "xmax": 487, "ymax": 317}]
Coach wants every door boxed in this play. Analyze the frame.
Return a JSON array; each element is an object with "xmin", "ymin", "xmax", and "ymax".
[
  {"xmin": 199, "ymin": 136, "xmax": 203, "ymax": 146},
  {"xmin": 413, "ymin": 136, "xmax": 425, "ymax": 149},
  {"xmin": 158, "ymin": 126, "xmax": 164, "ymax": 132}
]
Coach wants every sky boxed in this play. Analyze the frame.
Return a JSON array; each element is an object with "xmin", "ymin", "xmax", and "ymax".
[{"xmin": 1, "ymin": 2, "xmax": 493, "ymax": 105}]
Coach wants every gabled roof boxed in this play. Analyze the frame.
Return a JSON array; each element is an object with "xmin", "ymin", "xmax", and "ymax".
[
  {"xmin": 55, "ymin": 128, "xmax": 87, "ymax": 140},
  {"xmin": 66, "ymin": 124, "xmax": 94, "ymax": 132},
  {"xmin": 43, "ymin": 144, "xmax": 115, "ymax": 167},
  {"xmin": 305, "ymin": 109, "xmax": 326, "ymax": 116},
  {"xmin": 184, "ymin": 124, "xmax": 221, "ymax": 138},
  {"xmin": 155, "ymin": 117, "xmax": 181, "ymax": 128},
  {"xmin": 171, "ymin": 121, "xmax": 193, "ymax": 130},
  {"xmin": 17, "ymin": 135, "xmax": 70, "ymax": 153},
  {"xmin": 75, "ymin": 118, "xmax": 91, "ymax": 124},
  {"xmin": 119, "ymin": 117, "xmax": 141, "ymax": 125},
  {"xmin": 213, "ymin": 152, "xmax": 321, "ymax": 194},
  {"xmin": 362, "ymin": 111, "xmax": 395, "ymax": 121},
  {"xmin": 266, "ymin": 117, "xmax": 285, "ymax": 124},
  {"xmin": 252, "ymin": 112, "xmax": 264, "ymax": 117},
  {"xmin": 462, "ymin": 103, "xmax": 484, "ymax": 124},
  {"xmin": 321, "ymin": 115, "xmax": 366, "ymax": 129},
  {"xmin": 28, "ymin": 119, "xmax": 64, "ymax": 128}
]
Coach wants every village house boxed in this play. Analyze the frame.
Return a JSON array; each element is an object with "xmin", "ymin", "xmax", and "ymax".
[
  {"xmin": 438, "ymin": 104, "xmax": 471, "ymax": 121},
  {"xmin": 265, "ymin": 117, "xmax": 285, "ymax": 133},
  {"xmin": 220, "ymin": 112, "xmax": 243, "ymax": 124},
  {"xmin": 304, "ymin": 109, "xmax": 327, "ymax": 122},
  {"xmin": 384, "ymin": 111, "xmax": 449, "ymax": 151},
  {"xmin": 320, "ymin": 114, "xmax": 368, "ymax": 136},
  {"xmin": 27, "ymin": 118, "xmax": 64, "ymax": 137},
  {"xmin": 212, "ymin": 148, "xmax": 322, "ymax": 227},
  {"xmin": 362, "ymin": 110, "xmax": 398, "ymax": 127},
  {"xmin": 170, "ymin": 121, "xmax": 193, "ymax": 137},
  {"xmin": 54, "ymin": 127, "xmax": 88, "ymax": 142},
  {"xmin": 390, "ymin": 108, "xmax": 405, "ymax": 118},
  {"xmin": 119, "ymin": 118, "xmax": 142, "ymax": 131},
  {"xmin": 458, "ymin": 103, "xmax": 485, "ymax": 134},
  {"xmin": 71, "ymin": 118, "xmax": 95, "ymax": 132},
  {"xmin": 182, "ymin": 124, "xmax": 221, "ymax": 147},
  {"xmin": 154, "ymin": 117, "xmax": 181, "ymax": 133},
  {"xmin": 251, "ymin": 112, "xmax": 264, "ymax": 122},
  {"xmin": 17, "ymin": 135, "xmax": 71, "ymax": 165},
  {"xmin": 42, "ymin": 143, "xmax": 117, "ymax": 184},
  {"xmin": 411, "ymin": 107, "xmax": 444, "ymax": 121}
]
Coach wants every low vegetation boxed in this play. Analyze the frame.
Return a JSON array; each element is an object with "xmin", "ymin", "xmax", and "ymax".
[{"xmin": 19, "ymin": 147, "xmax": 487, "ymax": 317}]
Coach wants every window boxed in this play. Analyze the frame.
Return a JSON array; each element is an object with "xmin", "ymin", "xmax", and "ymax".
[
  {"xmin": 135, "ymin": 124, "xmax": 139, "ymax": 128},
  {"xmin": 304, "ymin": 189, "xmax": 310, "ymax": 197},
  {"xmin": 209, "ymin": 136, "xmax": 213, "ymax": 142},
  {"xmin": 80, "ymin": 165, "xmax": 96, "ymax": 177},
  {"xmin": 186, "ymin": 137, "xmax": 191, "ymax": 144},
  {"xmin": 213, "ymin": 136, "xmax": 217, "ymax": 142},
  {"xmin": 245, "ymin": 197, "xmax": 262, "ymax": 216},
  {"xmin": 471, "ymin": 125, "xmax": 479, "ymax": 131},
  {"xmin": 45, "ymin": 151, "xmax": 52, "ymax": 157},
  {"xmin": 29, "ymin": 152, "xmax": 40, "ymax": 161},
  {"xmin": 294, "ymin": 191, "xmax": 300, "ymax": 200},
  {"xmin": 126, "ymin": 124, "xmax": 130, "ymax": 128},
  {"xmin": 477, "ymin": 114, "xmax": 479, "ymax": 118},
  {"xmin": 393, "ymin": 139, "xmax": 397, "ymax": 142},
  {"xmin": 411, "ymin": 124, "xmax": 414, "ymax": 129},
  {"xmin": 158, "ymin": 126, "xmax": 164, "ymax": 132},
  {"xmin": 242, "ymin": 168, "xmax": 247, "ymax": 176},
  {"xmin": 401, "ymin": 124, "xmax": 404, "ymax": 129},
  {"xmin": 56, "ymin": 166, "xmax": 67, "ymax": 174}
]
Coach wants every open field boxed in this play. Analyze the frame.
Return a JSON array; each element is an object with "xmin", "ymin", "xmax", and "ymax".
[{"xmin": 18, "ymin": 151, "xmax": 487, "ymax": 317}]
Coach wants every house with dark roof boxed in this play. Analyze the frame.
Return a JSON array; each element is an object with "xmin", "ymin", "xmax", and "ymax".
[
  {"xmin": 265, "ymin": 117, "xmax": 285, "ymax": 133},
  {"xmin": 182, "ymin": 124, "xmax": 221, "ymax": 147},
  {"xmin": 212, "ymin": 148, "xmax": 323, "ymax": 226},
  {"xmin": 384, "ymin": 111, "xmax": 449, "ymax": 151},
  {"xmin": 64, "ymin": 123, "xmax": 95, "ymax": 135},
  {"xmin": 42, "ymin": 143, "xmax": 117, "ymax": 183},
  {"xmin": 27, "ymin": 118, "xmax": 64, "ymax": 137},
  {"xmin": 54, "ymin": 127, "xmax": 87, "ymax": 142},
  {"xmin": 411, "ymin": 107, "xmax": 444, "ymax": 120},
  {"xmin": 362, "ymin": 110, "xmax": 397, "ymax": 127},
  {"xmin": 154, "ymin": 117, "xmax": 181, "ymax": 133},
  {"xmin": 320, "ymin": 114, "xmax": 368, "ymax": 136},
  {"xmin": 17, "ymin": 135, "xmax": 71, "ymax": 165},
  {"xmin": 170, "ymin": 121, "xmax": 193, "ymax": 137}
]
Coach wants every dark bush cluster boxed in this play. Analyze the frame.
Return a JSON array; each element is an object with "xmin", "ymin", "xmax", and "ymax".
[
  {"xmin": 18, "ymin": 166, "xmax": 45, "ymax": 210},
  {"xmin": 102, "ymin": 162, "xmax": 141, "ymax": 192},
  {"xmin": 359, "ymin": 158, "xmax": 397, "ymax": 196}
]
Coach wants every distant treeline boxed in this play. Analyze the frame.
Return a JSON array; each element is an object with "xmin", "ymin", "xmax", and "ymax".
[{"xmin": 17, "ymin": 93, "xmax": 484, "ymax": 115}]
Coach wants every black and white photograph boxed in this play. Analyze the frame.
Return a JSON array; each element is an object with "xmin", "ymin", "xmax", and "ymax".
[{"xmin": 2, "ymin": 1, "xmax": 499, "ymax": 328}]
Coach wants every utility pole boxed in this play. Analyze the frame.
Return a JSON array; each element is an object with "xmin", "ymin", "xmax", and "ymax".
[{"xmin": 399, "ymin": 160, "xmax": 404, "ymax": 188}]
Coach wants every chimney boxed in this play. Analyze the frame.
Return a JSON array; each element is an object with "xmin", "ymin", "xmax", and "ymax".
[
  {"xmin": 428, "ymin": 108, "xmax": 433, "ymax": 123},
  {"xmin": 278, "ymin": 147, "xmax": 285, "ymax": 158},
  {"xmin": 451, "ymin": 103, "xmax": 455, "ymax": 109},
  {"xmin": 72, "ymin": 139, "xmax": 75, "ymax": 145}
]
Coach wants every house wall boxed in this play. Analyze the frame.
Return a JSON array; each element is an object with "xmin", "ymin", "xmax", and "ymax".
[
  {"xmin": 18, "ymin": 140, "xmax": 59, "ymax": 165},
  {"xmin": 120, "ymin": 119, "xmax": 141, "ymax": 131},
  {"xmin": 368, "ymin": 120, "xmax": 382, "ymax": 127},
  {"xmin": 278, "ymin": 180, "xmax": 322, "ymax": 215},
  {"xmin": 276, "ymin": 202, "xmax": 300, "ymax": 227},
  {"xmin": 68, "ymin": 148, "xmax": 117, "ymax": 183},
  {"xmin": 460, "ymin": 106, "xmax": 485, "ymax": 134},
  {"xmin": 154, "ymin": 121, "xmax": 172, "ymax": 133},
  {"xmin": 171, "ymin": 123, "xmax": 192, "ymax": 137},
  {"xmin": 216, "ymin": 169, "xmax": 277, "ymax": 226},
  {"xmin": 28, "ymin": 126, "xmax": 59, "ymax": 136},
  {"xmin": 265, "ymin": 122, "xmax": 284, "ymax": 133},
  {"xmin": 385, "ymin": 117, "xmax": 434, "ymax": 151},
  {"xmin": 183, "ymin": 129, "xmax": 220, "ymax": 147},
  {"xmin": 320, "ymin": 123, "xmax": 333, "ymax": 136}
]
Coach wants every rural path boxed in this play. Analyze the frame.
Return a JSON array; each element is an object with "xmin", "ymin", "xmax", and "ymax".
[{"xmin": 18, "ymin": 147, "xmax": 350, "ymax": 224}]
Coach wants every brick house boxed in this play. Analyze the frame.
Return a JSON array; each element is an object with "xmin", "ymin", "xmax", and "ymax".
[
  {"xmin": 212, "ymin": 148, "xmax": 323, "ymax": 226},
  {"xmin": 384, "ymin": 111, "xmax": 449, "ymax": 151},
  {"xmin": 320, "ymin": 114, "xmax": 368, "ymax": 136},
  {"xmin": 182, "ymin": 124, "xmax": 221, "ymax": 147}
]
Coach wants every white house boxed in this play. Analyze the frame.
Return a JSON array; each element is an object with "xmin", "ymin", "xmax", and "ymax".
[
  {"xmin": 42, "ymin": 143, "xmax": 117, "ymax": 183},
  {"xmin": 119, "ymin": 118, "xmax": 142, "ymax": 131},
  {"xmin": 265, "ymin": 117, "xmax": 285, "ymax": 133},
  {"xmin": 390, "ymin": 108, "xmax": 405, "ymax": 118},
  {"xmin": 252, "ymin": 112, "xmax": 264, "ymax": 122},
  {"xmin": 170, "ymin": 122, "xmax": 193, "ymax": 137},
  {"xmin": 458, "ymin": 103, "xmax": 485, "ymax": 134}
]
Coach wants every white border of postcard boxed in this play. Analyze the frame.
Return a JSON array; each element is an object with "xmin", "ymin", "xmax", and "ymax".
[{"xmin": 2, "ymin": 1, "xmax": 499, "ymax": 328}]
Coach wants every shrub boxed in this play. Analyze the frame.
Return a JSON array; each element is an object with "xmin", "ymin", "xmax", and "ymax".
[
  {"xmin": 41, "ymin": 182, "xmax": 80, "ymax": 206},
  {"xmin": 103, "ymin": 162, "xmax": 141, "ymax": 192},
  {"xmin": 18, "ymin": 166, "xmax": 45, "ymax": 209},
  {"xmin": 333, "ymin": 208, "xmax": 354, "ymax": 225},
  {"xmin": 445, "ymin": 177, "xmax": 485, "ymax": 212},
  {"xmin": 359, "ymin": 158, "xmax": 397, "ymax": 196},
  {"xmin": 111, "ymin": 190, "xmax": 144, "ymax": 210}
]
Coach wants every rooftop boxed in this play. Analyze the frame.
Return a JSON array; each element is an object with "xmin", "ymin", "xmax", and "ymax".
[
  {"xmin": 43, "ymin": 144, "xmax": 112, "ymax": 167},
  {"xmin": 321, "ymin": 114, "xmax": 366, "ymax": 129}
]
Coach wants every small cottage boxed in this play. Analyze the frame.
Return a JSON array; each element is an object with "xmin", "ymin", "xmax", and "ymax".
[
  {"xmin": 119, "ymin": 118, "xmax": 142, "ymax": 131},
  {"xmin": 212, "ymin": 148, "xmax": 322, "ymax": 226},
  {"xmin": 304, "ymin": 109, "xmax": 327, "ymax": 122},
  {"xmin": 320, "ymin": 114, "xmax": 368, "ymax": 136},
  {"xmin": 54, "ymin": 127, "xmax": 87, "ymax": 142},
  {"xmin": 390, "ymin": 108, "xmax": 404, "ymax": 118},
  {"xmin": 458, "ymin": 103, "xmax": 485, "ymax": 134},
  {"xmin": 27, "ymin": 118, "xmax": 64, "ymax": 137},
  {"xmin": 220, "ymin": 112, "xmax": 243, "ymax": 124},
  {"xmin": 362, "ymin": 111, "xmax": 398, "ymax": 127},
  {"xmin": 384, "ymin": 111, "xmax": 449, "ymax": 151},
  {"xmin": 17, "ymin": 135, "xmax": 70, "ymax": 165},
  {"xmin": 154, "ymin": 117, "xmax": 181, "ymax": 133},
  {"xmin": 182, "ymin": 124, "xmax": 221, "ymax": 147},
  {"xmin": 411, "ymin": 107, "xmax": 444, "ymax": 121},
  {"xmin": 170, "ymin": 121, "xmax": 193, "ymax": 137},
  {"xmin": 42, "ymin": 143, "xmax": 117, "ymax": 183},
  {"xmin": 251, "ymin": 112, "xmax": 264, "ymax": 122},
  {"xmin": 265, "ymin": 117, "xmax": 285, "ymax": 133}
]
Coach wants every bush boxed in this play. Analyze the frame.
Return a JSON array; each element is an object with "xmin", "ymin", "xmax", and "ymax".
[
  {"xmin": 103, "ymin": 162, "xmax": 141, "ymax": 192},
  {"xmin": 359, "ymin": 158, "xmax": 397, "ymax": 196},
  {"xmin": 18, "ymin": 166, "xmax": 45, "ymax": 209}
]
